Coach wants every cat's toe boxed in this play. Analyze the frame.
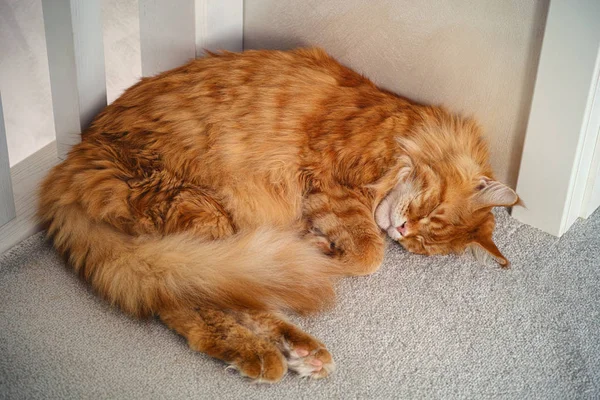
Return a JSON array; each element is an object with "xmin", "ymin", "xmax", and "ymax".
[
  {"xmin": 286, "ymin": 346, "xmax": 336, "ymax": 379},
  {"xmin": 229, "ymin": 350, "xmax": 287, "ymax": 384}
]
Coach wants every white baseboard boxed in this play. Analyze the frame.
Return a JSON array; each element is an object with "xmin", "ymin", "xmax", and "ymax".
[{"xmin": 0, "ymin": 141, "xmax": 58, "ymax": 255}]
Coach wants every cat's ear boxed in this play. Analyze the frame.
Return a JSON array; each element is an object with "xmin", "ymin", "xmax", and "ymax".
[
  {"xmin": 473, "ymin": 177, "xmax": 519, "ymax": 209},
  {"xmin": 468, "ymin": 213, "xmax": 510, "ymax": 267}
]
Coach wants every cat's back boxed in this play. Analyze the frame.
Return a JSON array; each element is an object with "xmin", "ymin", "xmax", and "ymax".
[
  {"xmin": 84, "ymin": 48, "xmax": 395, "ymax": 196},
  {"xmin": 106, "ymin": 47, "xmax": 371, "ymax": 110},
  {"xmin": 188, "ymin": 47, "xmax": 370, "ymax": 88},
  {"xmin": 90, "ymin": 48, "xmax": 373, "ymax": 139}
]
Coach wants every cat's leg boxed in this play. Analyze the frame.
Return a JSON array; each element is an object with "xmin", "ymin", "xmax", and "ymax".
[
  {"xmin": 159, "ymin": 306, "xmax": 288, "ymax": 383},
  {"xmin": 303, "ymin": 190, "xmax": 386, "ymax": 276},
  {"xmin": 126, "ymin": 174, "xmax": 235, "ymax": 240},
  {"xmin": 235, "ymin": 311, "xmax": 335, "ymax": 379},
  {"xmin": 160, "ymin": 185, "xmax": 235, "ymax": 239}
]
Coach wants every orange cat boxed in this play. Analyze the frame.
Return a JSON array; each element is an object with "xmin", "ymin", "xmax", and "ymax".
[{"xmin": 38, "ymin": 48, "xmax": 519, "ymax": 383}]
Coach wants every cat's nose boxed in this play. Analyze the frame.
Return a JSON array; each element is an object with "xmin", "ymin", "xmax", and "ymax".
[{"xmin": 397, "ymin": 222, "xmax": 407, "ymax": 236}]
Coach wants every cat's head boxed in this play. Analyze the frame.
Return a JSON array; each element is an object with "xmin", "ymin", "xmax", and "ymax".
[{"xmin": 374, "ymin": 112, "xmax": 520, "ymax": 266}]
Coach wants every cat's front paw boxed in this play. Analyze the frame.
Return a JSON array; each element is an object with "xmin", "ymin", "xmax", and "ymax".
[{"xmin": 305, "ymin": 228, "xmax": 337, "ymax": 256}]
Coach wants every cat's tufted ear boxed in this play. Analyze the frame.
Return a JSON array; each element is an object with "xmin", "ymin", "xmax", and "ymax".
[
  {"xmin": 473, "ymin": 177, "xmax": 519, "ymax": 209},
  {"xmin": 468, "ymin": 213, "xmax": 510, "ymax": 267}
]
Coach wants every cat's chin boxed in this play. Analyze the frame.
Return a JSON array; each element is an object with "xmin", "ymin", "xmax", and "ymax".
[{"xmin": 386, "ymin": 227, "xmax": 402, "ymax": 241}]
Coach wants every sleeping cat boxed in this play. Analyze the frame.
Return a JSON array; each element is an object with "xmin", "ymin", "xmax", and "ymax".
[{"xmin": 38, "ymin": 48, "xmax": 519, "ymax": 383}]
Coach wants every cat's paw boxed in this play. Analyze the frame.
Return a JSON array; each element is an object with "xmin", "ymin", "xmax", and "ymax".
[
  {"xmin": 274, "ymin": 316, "xmax": 336, "ymax": 379},
  {"xmin": 305, "ymin": 227, "xmax": 337, "ymax": 256},
  {"xmin": 285, "ymin": 346, "xmax": 336, "ymax": 379},
  {"xmin": 227, "ymin": 349, "xmax": 288, "ymax": 384}
]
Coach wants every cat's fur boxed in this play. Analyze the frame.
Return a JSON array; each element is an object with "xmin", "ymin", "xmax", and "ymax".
[{"xmin": 39, "ymin": 48, "xmax": 519, "ymax": 382}]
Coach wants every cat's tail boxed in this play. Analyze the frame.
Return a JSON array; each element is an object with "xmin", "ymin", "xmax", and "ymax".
[{"xmin": 41, "ymin": 203, "xmax": 343, "ymax": 317}]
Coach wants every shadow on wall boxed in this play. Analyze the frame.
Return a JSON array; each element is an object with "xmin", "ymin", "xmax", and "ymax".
[
  {"xmin": 507, "ymin": 2, "xmax": 550, "ymax": 188},
  {"xmin": 241, "ymin": 33, "xmax": 443, "ymax": 103}
]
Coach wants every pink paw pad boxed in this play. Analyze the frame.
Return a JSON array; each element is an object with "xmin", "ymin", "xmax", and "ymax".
[{"xmin": 295, "ymin": 349, "xmax": 309, "ymax": 357}]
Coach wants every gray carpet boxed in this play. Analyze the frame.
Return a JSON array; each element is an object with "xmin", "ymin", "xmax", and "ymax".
[{"xmin": 1, "ymin": 208, "xmax": 600, "ymax": 399}]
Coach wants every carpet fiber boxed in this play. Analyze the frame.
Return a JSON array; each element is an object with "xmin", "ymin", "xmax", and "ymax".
[{"xmin": 1, "ymin": 209, "xmax": 600, "ymax": 399}]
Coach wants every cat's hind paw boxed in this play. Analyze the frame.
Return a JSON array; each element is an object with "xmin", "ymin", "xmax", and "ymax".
[
  {"xmin": 226, "ymin": 349, "xmax": 288, "ymax": 384},
  {"xmin": 284, "ymin": 344, "xmax": 336, "ymax": 379}
]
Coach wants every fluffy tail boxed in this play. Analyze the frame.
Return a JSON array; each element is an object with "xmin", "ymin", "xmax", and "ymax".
[{"xmin": 40, "ymin": 203, "xmax": 342, "ymax": 317}]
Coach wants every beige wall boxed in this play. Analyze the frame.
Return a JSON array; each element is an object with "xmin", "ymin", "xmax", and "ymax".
[{"xmin": 244, "ymin": 0, "xmax": 549, "ymax": 187}]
